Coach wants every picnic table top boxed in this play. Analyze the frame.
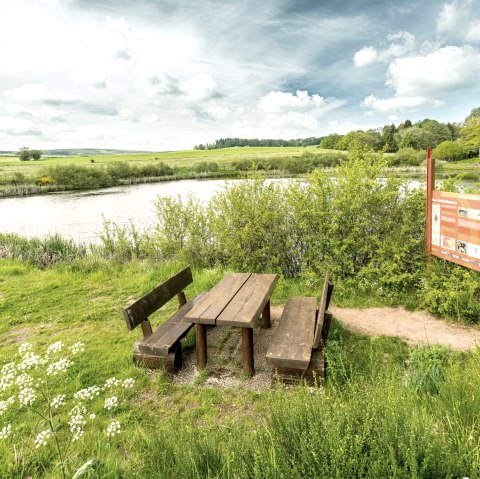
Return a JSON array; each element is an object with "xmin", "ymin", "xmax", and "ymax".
[{"xmin": 183, "ymin": 272, "xmax": 278, "ymax": 328}]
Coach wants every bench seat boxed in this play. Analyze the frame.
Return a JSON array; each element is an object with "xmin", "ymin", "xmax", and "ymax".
[
  {"xmin": 266, "ymin": 272, "xmax": 333, "ymax": 385},
  {"xmin": 124, "ymin": 267, "xmax": 204, "ymax": 372},
  {"xmin": 266, "ymin": 296, "xmax": 317, "ymax": 370}
]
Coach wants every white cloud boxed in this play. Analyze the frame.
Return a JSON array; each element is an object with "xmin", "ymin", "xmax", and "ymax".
[
  {"xmin": 179, "ymin": 74, "xmax": 220, "ymax": 101},
  {"xmin": 0, "ymin": 117, "xmax": 42, "ymax": 136},
  {"xmin": 7, "ymin": 104, "xmax": 66, "ymax": 122},
  {"xmin": 353, "ymin": 31, "xmax": 415, "ymax": 67},
  {"xmin": 328, "ymin": 120, "xmax": 361, "ymax": 135},
  {"xmin": 362, "ymin": 95, "xmax": 442, "ymax": 114},
  {"xmin": 437, "ymin": 0, "xmax": 480, "ymax": 42},
  {"xmin": 386, "ymin": 45, "xmax": 480, "ymax": 96},
  {"xmin": 353, "ymin": 47, "xmax": 378, "ymax": 67},
  {"xmin": 5, "ymin": 83, "xmax": 77, "ymax": 104},
  {"xmin": 259, "ymin": 90, "xmax": 326, "ymax": 113}
]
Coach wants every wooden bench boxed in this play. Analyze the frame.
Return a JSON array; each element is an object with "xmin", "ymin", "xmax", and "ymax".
[
  {"xmin": 266, "ymin": 272, "xmax": 334, "ymax": 384},
  {"xmin": 123, "ymin": 266, "xmax": 205, "ymax": 372}
]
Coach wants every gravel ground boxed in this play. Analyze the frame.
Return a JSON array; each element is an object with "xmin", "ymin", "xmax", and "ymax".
[{"xmin": 173, "ymin": 306, "xmax": 284, "ymax": 392}]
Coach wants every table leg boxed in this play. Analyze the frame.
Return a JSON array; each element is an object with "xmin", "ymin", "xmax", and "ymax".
[
  {"xmin": 262, "ymin": 299, "xmax": 271, "ymax": 328},
  {"xmin": 242, "ymin": 328, "xmax": 254, "ymax": 376},
  {"xmin": 196, "ymin": 324, "xmax": 207, "ymax": 369}
]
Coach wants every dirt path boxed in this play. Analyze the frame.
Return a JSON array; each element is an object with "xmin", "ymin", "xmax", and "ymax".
[{"xmin": 330, "ymin": 306, "xmax": 480, "ymax": 351}]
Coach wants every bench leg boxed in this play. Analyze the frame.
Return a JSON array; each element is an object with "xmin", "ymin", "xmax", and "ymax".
[
  {"xmin": 262, "ymin": 300, "xmax": 271, "ymax": 328},
  {"xmin": 242, "ymin": 328, "xmax": 254, "ymax": 376},
  {"xmin": 195, "ymin": 324, "xmax": 207, "ymax": 370}
]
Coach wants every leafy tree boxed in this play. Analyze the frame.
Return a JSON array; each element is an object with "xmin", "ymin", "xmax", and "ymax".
[
  {"xmin": 465, "ymin": 107, "xmax": 480, "ymax": 123},
  {"xmin": 338, "ymin": 130, "xmax": 384, "ymax": 151},
  {"xmin": 461, "ymin": 117, "xmax": 480, "ymax": 148},
  {"xmin": 415, "ymin": 119, "xmax": 454, "ymax": 147},
  {"xmin": 432, "ymin": 141, "xmax": 466, "ymax": 162},
  {"xmin": 319, "ymin": 133, "xmax": 344, "ymax": 149},
  {"xmin": 18, "ymin": 147, "xmax": 31, "ymax": 161},
  {"xmin": 397, "ymin": 119, "xmax": 412, "ymax": 130},
  {"xmin": 30, "ymin": 149, "xmax": 42, "ymax": 161},
  {"xmin": 382, "ymin": 124, "xmax": 398, "ymax": 152}
]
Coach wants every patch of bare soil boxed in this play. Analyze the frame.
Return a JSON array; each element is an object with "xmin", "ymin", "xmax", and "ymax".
[{"xmin": 331, "ymin": 306, "xmax": 480, "ymax": 351}]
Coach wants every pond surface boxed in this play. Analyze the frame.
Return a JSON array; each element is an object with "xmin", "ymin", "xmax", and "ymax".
[
  {"xmin": 0, "ymin": 179, "xmax": 232, "ymax": 243},
  {"xmin": 1, "ymin": 176, "xmax": 472, "ymax": 244}
]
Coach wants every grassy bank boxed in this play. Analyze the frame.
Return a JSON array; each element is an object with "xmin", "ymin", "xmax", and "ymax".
[
  {"xmin": 1, "ymin": 258, "xmax": 480, "ymax": 478},
  {"xmin": 0, "ymin": 147, "xmax": 350, "ymax": 197}
]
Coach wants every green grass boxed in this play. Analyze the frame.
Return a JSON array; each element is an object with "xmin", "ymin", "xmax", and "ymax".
[
  {"xmin": 1, "ymin": 258, "xmax": 480, "ymax": 477},
  {"xmin": 0, "ymin": 147, "xmax": 327, "ymax": 173}
]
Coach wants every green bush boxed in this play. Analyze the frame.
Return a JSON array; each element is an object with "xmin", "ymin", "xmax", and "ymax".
[
  {"xmin": 195, "ymin": 161, "xmax": 219, "ymax": 174},
  {"xmin": 421, "ymin": 258, "xmax": 480, "ymax": 323},
  {"xmin": 432, "ymin": 140, "xmax": 467, "ymax": 162},
  {"xmin": 43, "ymin": 165, "xmax": 113, "ymax": 189},
  {"xmin": 388, "ymin": 147, "xmax": 426, "ymax": 166}
]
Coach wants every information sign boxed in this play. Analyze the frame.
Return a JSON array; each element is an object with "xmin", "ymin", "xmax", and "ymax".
[{"xmin": 426, "ymin": 148, "xmax": 480, "ymax": 272}]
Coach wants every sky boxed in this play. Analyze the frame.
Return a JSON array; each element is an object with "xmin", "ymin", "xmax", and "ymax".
[{"xmin": 0, "ymin": 0, "xmax": 479, "ymax": 151}]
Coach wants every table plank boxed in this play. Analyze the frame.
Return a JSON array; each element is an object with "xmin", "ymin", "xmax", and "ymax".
[
  {"xmin": 266, "ymin": 296, "xmax": 317, "ymax": 369},
  {"xmin": 184, "ymin": 273, "xmax": 251, "ymax": 325},
  {"xmin": 217, "ymin": 273, "xmax": 278, "ymax": 328}
]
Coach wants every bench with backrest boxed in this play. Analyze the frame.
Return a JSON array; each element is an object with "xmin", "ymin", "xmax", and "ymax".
[
  {"xmin": 123, "ymin": 266, "xmax": 205, "ymax": 372},
  {"xmin": 266, "ymin": 271, "xmax": 334, "ymax": 384}
]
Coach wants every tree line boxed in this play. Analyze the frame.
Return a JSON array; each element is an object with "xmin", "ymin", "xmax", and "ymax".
[
  {"xmin": 194, "ymin": 137, "xmax": 323, "ymax": 150},
  {"xmin": 194, "ymin": 107, "xmax": 480, "ymax": 162}
]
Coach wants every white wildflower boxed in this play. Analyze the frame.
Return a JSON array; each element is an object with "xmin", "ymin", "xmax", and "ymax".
[
  {"xmin": 0, "ymin": 396, "xmax": 15, "ymax": 416},
  {"xmin": 1, "ymin": 362, "xmax": 15, "ymax": 376},
  {"xmin": 18, "ymin": 342, "xmax": 32, "ymax": 356},
  {"xmin": 18, "ymin": 352, "xmax": 43, "ymax": 371},
  {"xmin": 34, "ymin": 429, "xmax": 51, "ymax": 448},
  {"xmin": 123, "ymin": 378, "xmax": 135, "ymax": 389},
  {"xmin": 69, "ymin": 342, "xmax": 85, "ymax": 354},
  {"xmin": 46, "ymin": 358, "xmax": 73, "ymax": 376},
  {"xmin": 0, "ymin": 363, "xmax": 15, "ymax": 392},
  {"xmin": 89, "ymin": 413, "xmax": 96, "ymax": 420},
  {"xmin": 51, "ymin": 394, "xmax": 66, "ymax": 409},
  {"xmin": 104, "ymin": 377, "xmax": 120, "ymax": 389},
  {"xmin": 15, "ymin": 373, "xmax": 34, "ymax": 388},
  {"xmin": 0, "ymin": 423, "xmax": 12, "ymax": 440},
  {"xmin": 104, "ymin": 396, "xmax": 118, "ymax": 410},
  {"xmin": 19, "ymin": 387, "xmax": 37, "ymax": 407},
  {"xmin": 106, "ymin": 419, "xmax": 121, "ymax": 438},
  {"xmin": 74, "ymin": 386, "xmax": 101, "ymax": 401},
  {"xmin": 68, "ymin": 405, "xmax": 87, "ymax": 442},
  {"xmin": 46, "ymin": 341, "xmax": 64, "ymax": 356}
]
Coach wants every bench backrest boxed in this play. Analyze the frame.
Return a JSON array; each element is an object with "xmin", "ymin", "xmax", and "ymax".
[
  {"xmin": 124, "ymin": 267, "xmax": 193, "ymax": 331},
  {"xmin": 312, "ymin": 271, "xmax": 333, "ymax": 350}
]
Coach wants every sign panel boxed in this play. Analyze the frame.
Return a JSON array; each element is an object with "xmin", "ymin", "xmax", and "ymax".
[{"xmin": 430, "ymin": 190, "xmax": 480, "ymax": 272}]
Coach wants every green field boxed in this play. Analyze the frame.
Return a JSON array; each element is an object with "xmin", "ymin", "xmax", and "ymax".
[
  {"xmin": 1, "ymin": 258, "xmax": 480, "ymax": 478},
  {"xmin": 0, "ymin": 146, "xmax": 324, "ymax": 174}
]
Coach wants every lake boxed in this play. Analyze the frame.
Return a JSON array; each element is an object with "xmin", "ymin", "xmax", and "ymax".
[
  {"xmin": 0, "ymin": 179, "xmax": 233, "ymax": 243},
  {"xmin": 0, "ymin": 177, "xmax": 436, "ymax": 244}
]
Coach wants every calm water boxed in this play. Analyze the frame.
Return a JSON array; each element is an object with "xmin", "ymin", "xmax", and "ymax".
[
  {"xmin": 0, "ymin": 177, "xmax": 447, "ymax": 244},
  {"xmin": 0, "ymin": 179, "xmax": 233, "ymax": 243}
]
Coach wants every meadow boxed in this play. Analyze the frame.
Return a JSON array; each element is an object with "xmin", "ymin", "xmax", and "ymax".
[
  {"xmin": 1, "ymin": 258, "xmax": 480, "ymax": 478},
  {"xmin": 1, "ymin": 147, "xmax": 480, "ymax": 477}
]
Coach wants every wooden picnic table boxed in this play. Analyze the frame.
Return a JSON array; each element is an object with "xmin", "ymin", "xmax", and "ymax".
[{"xmin": 183, "ymin": 272, "xmax": 278, "ymax": 376}]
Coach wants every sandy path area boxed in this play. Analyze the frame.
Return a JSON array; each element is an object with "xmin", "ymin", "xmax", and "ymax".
[{"xmin": 331, "ymin": 306, "xmax": 480, "ymax": 351}]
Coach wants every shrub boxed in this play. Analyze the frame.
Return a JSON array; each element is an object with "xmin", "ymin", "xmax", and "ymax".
[
  {"xmin": 432, "ymin": 141, "xmax": 466, "ymax": 162},
  {"xmin": 388, "ymin": 147, "xmax": 426, "ymax": 166},
  {"xmin": 421, "ymin": 258, "xmax": 480, "ymax": 323},
  {"xmin": 106, "ymin": 162, "xmax": 132, "ymax": 179},
  {"xmin": 195, "ymin": 161, "xmax": 219, "ymax": 174},
  {"xmin": 34, "ymin": 175, "xmax": 55, "ymax": 186},
  {"xmin": 43, "ymin": 165, "xmax": 113, "ymax": 189}
]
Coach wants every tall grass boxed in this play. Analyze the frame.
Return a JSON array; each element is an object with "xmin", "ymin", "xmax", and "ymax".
[{"xmin": 0, "ymin": 233, "xmax": 86, "ymax": 267}]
